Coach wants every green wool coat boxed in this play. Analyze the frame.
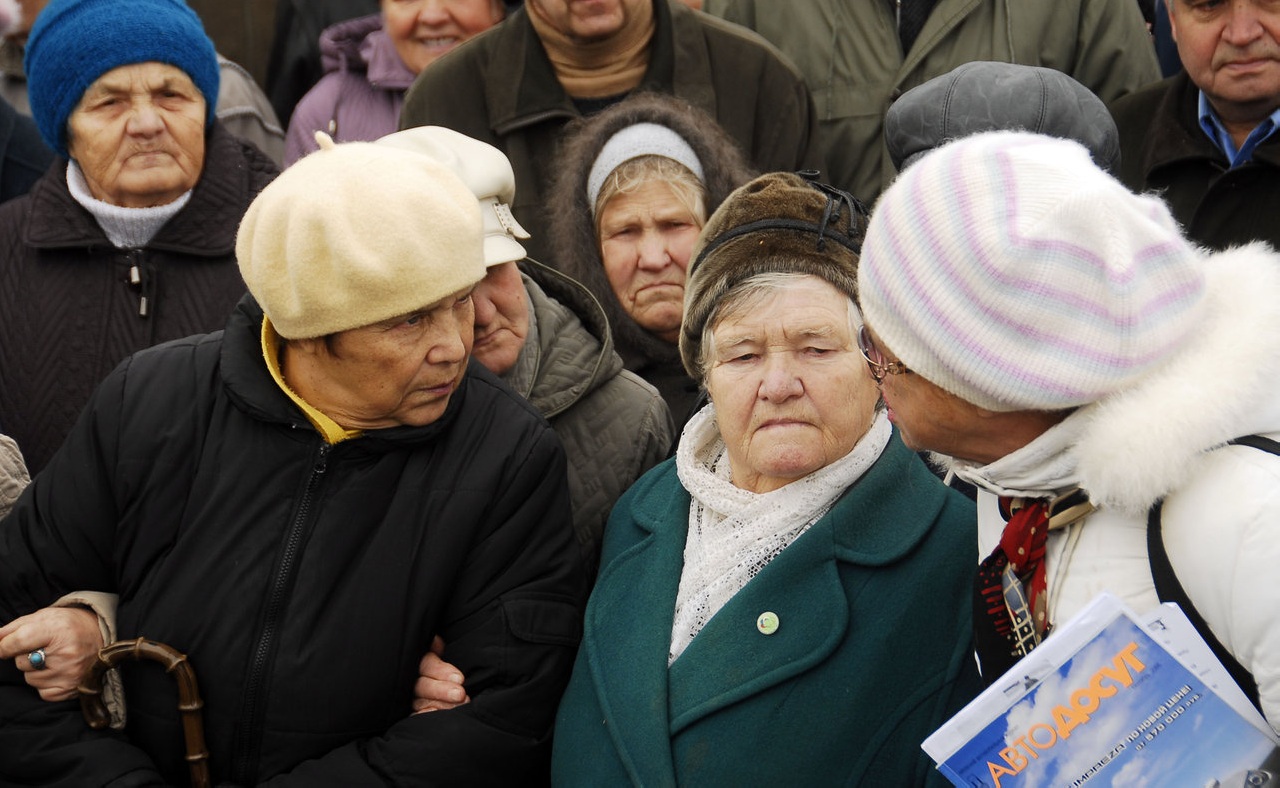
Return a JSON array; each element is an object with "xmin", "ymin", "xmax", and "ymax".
[{"xmin": 551, "ymin": 432, "xmax": 981, "ymax": 786}]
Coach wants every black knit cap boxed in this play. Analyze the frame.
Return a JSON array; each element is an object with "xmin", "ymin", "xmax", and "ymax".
[{"xmin": 679, "ymin": 171, "xmax": 867, "ymax": 380}]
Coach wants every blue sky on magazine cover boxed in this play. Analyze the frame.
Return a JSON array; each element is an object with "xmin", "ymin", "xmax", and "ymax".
[{"xmin": 944, "ymin": 617, "xmax": 1276, "ymax": 787}]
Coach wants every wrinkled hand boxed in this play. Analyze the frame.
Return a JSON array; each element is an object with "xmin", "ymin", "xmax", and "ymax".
[
  {"xmin": 412, "ymin": 635, "xmax": 469, "ymax": 714},
  {"xmin": 0, "ymin": 607, "xmax": 104, "ymax": 701}
]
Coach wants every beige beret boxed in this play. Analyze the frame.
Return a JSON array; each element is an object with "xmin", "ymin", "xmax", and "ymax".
[
  {"xmin": 236, "ymin": 137, "xmax": 485, "ymax": 339},
  {"xmin": 376, "ymin": 126, "xmax": 531, "ymax": 268}
]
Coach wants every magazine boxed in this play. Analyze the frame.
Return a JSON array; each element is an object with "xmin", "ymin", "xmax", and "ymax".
[{"xmin": 922, "ymin": 593, "xmax": 1279, "ymax": 787}]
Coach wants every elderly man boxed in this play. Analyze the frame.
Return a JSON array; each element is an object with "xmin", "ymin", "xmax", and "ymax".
[
  {"xmin": 397, "ymin": 0, "xmax": 817, "ymax": 265},
  {"xmin": 857, "ymin": 131, "xmax": 1280, "ymax": 733},
  {"xmin": 703, "ymin": 0, "xmax": 1158, "ymax": 203},
  {"xmin": 0, "ymin": 137, "xmax": 583, "ymax": 784},
  {"xmin": 1110, "ymin": 0, "xmax": 1280, "ymax": 249}
]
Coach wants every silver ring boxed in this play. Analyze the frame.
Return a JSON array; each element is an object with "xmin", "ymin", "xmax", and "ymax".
[{"xmin": 27, "ymin": 648, "xmax": 47, "ymax": 670}]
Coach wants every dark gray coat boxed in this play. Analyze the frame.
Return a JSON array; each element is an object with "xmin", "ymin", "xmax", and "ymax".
[{"xmin": 0, "ymin": 123, "xmax": 277, "ymax": 473}]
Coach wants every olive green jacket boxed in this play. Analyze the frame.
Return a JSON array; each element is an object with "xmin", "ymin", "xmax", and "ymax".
[{"xmin": 704, "ymin": 0, "xmax": 1160, "ymax": 203}]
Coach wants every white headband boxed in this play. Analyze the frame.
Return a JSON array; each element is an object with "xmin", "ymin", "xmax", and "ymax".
[{"xmin": 586, "ymin": 123, "xmax": 706, "ymax": 208}]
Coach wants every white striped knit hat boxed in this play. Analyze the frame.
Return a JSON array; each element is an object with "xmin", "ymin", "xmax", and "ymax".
[{"xmin": 858, "ymin": 131, "xmax": 1207, "ymax": 412}]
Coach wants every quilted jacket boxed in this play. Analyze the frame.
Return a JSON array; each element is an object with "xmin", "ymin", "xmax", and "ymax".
[{"xmin": 511, "ymin": 260, "xmax": 673, "ymax": 579}]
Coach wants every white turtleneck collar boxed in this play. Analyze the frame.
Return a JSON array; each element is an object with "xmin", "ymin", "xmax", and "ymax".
[{"xmin": 67, "ymin": 160, "xmax": 192, "ymax": 249}]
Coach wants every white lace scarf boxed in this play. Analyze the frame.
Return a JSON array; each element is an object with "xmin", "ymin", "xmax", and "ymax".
[{"xmin": 668, "ymin": 404, "xmax": 892, "ymax": 664}]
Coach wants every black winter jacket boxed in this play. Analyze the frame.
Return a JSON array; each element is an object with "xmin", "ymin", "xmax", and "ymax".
[
  {"xmin": 0, "ymin": 122, "xmax": 278, "ymax": 474},
  {"xmin": 1110, "ymin": 72, "xmax": 1280, "ymax": 251},
  {"xmin": 0, "ymin": 95, "xmax": 52, "ymax": 205},
  {"xmin": 0, "ymin": 297, "xmax": 584, "ymax": 786}
]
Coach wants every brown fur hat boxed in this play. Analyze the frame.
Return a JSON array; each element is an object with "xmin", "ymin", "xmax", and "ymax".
[{"xmin": 680, "ymin": 172, "xmax": 866, "ymax": 380}]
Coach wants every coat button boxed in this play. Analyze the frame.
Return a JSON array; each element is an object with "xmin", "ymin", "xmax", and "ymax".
[{"xmin": 756, "ymin": 611, "xmax": 779, "ymax": 635}]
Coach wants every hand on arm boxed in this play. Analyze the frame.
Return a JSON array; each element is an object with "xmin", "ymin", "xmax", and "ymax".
[{"xmin": 411, "ymin": 635, "xmax": 470, "ymax": 714}]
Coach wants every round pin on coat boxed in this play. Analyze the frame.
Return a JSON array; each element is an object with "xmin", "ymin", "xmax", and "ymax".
[{"xmin": 756, "ymin": 611, "xmax": 779, "ymax": 635}]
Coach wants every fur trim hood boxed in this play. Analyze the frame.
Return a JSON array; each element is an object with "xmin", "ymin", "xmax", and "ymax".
[
  {"xmin": 545, "ymin": 92, "xmax": 755, "ymax": 367},
  {"xmin": 1074, "ymin": 242, "xmax": 1280, "ymax": 513}
]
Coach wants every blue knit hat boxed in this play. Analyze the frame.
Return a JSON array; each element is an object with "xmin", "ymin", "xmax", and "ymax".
[{"xmin": 25, "ymin": 0, "xmax": 220, "ymax": 157}]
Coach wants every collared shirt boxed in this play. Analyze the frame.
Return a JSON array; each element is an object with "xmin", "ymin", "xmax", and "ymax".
[{"xmin": 1198, "ymin": 91, "xmax": 1280, "ymax": 168}]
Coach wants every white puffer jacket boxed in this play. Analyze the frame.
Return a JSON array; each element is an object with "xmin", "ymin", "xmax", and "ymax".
[{"xmin": 964, "ymin": 243, "xmax": 1280, "ymax": 733}]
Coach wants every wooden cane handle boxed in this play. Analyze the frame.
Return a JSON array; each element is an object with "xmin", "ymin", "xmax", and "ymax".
[{"xmin": 78, "ymin": 638, "xmax": 211, "ymax": 788}]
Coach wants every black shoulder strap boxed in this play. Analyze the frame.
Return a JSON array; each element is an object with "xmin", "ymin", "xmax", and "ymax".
[
  {"xmin": 1147, "ymin": 435, "xmax": 1277, "ymax": 713},
  {"xmin": 1227, "ymin": 434, "xmax": 1280, "ymax": 455}
]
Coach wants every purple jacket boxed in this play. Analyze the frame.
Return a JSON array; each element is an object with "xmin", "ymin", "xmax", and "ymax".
[{"xmin": 283, "ymin": 14, "xmax": 416, "ymax": 165}]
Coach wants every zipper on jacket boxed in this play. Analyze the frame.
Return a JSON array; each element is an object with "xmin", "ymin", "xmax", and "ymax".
[{"xmin": 231, "ymin": 443, "xmax": 330, "ymax": 784}]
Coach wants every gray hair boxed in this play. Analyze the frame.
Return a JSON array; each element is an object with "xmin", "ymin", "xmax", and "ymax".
[{"xmin": 696, "ymin": 271, "xmax": 861, "ymax": 381}]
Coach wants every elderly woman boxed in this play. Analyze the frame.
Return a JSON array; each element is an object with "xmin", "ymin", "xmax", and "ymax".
[
  {"xmin": 549, "ymin": 92, "xmax": 754, "ymax": 426},
  {"xmin": 0, "ymin": 0, "xmax": 278, "ymax": 474},
  {"xmin": 546, "ymin": 172, "xmax": 981, "ymax": 784},
  {"xmin": 0, "ymin": 136, "xmax": 582, "ymax": 784},
  {"xmin": 284, "ymin": 0, "xmax": 505, "ymax": 164},
  {"xmin": 0, "ymin": 129, "xmax": 664, "ymax": 701}
]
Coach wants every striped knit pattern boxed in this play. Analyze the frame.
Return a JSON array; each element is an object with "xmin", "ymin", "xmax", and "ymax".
[{"xmin": 859, "ymin": 131, "xmax": 1206, "ymax": 412}]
